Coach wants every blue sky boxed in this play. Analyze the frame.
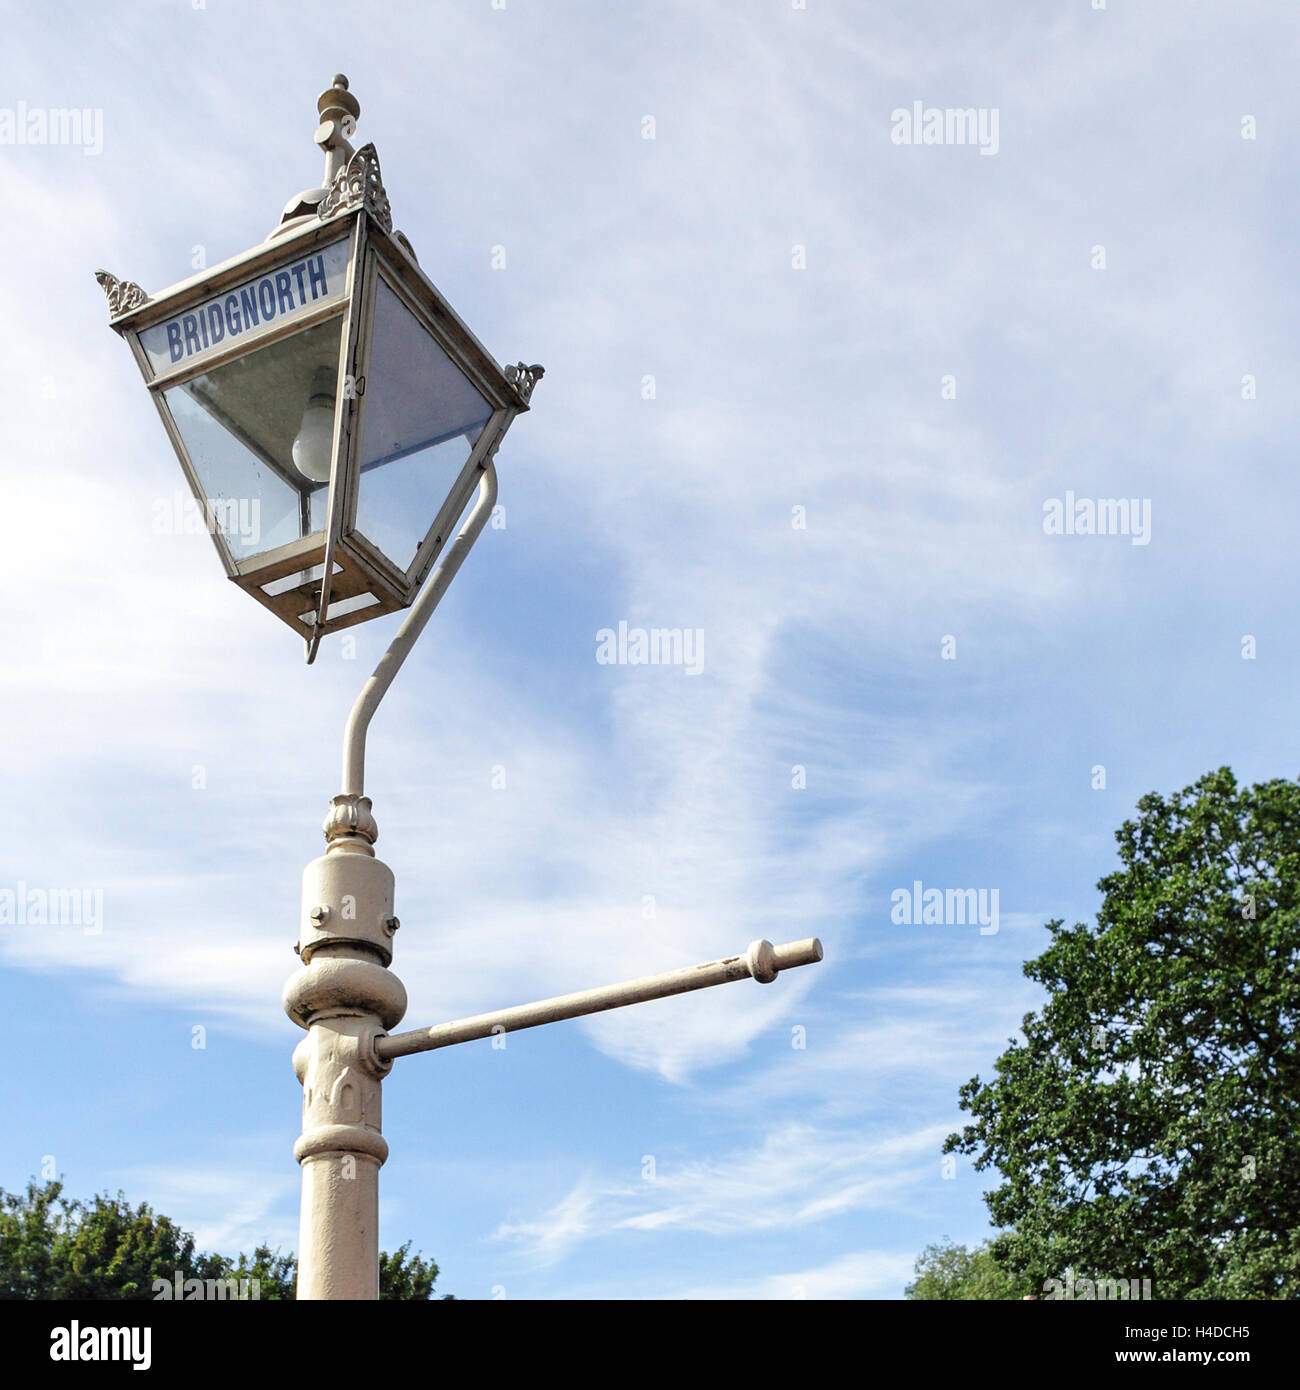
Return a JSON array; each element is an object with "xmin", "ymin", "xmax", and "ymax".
[{"xmin": 2, "ymin": 0, "xmax": 1299, "ymax": 1299}]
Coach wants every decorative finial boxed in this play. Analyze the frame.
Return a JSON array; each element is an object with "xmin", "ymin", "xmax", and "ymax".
[
  {"xmin": 505, "ymin": 363, "xmax": 546, "ymax": 406},
  {"xmin": 94, "ymin": 269, "xmax": 149, "ymax": 318},
  {"xmin": 316, "ymin": 75, "xmax": 361, "ymax": 180},
  {"xmin": 318, "ymin": 144, "xmax": 393, "ymax": 233},
  {"xmin": 271, "ymin": 74, "xmax": 397, "ymax": 241}
]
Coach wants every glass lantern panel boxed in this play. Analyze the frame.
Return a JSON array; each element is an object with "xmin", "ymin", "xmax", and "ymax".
[
  {"xmin": 355, "ymin": 278, "xmax": 495, "ymax": 574},
  {"xmin": 162, "ymin": 317, "xmax": 343, "ymax": 563}
]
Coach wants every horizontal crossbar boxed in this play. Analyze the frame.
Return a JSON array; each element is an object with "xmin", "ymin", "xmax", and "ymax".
[{"xmin": 374, "ymin": 937, "xmax": 824, "ymax": 1061}]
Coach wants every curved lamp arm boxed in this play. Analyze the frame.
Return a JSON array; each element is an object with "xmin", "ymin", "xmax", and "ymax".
[{"xmin": 340, "ymin": 461, "xmax": 499, "ymax": 798}]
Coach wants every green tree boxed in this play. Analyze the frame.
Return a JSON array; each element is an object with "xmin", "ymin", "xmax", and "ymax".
[
  {"xmin": 905, "ymin": 1239, "xmax": 1023, "ymax": 1299},
  {"xmin": 0, "ymin": 1180, "xmax": 445, "ymax": 1300},
  {"xmin": 223, "ymin": 1244, "xmax": 297, "ymax": 1300},
  {"xmin": 946, "ymin": 768, "xmax": 1300, "ymax": 1300},
  {"xmin": 0, "ymin": 1180, "xmax": 224, "ymax": 1300},
  {"xmin": 379, "ymin": 1241, "xmax": 442, "ymax": 1300}
]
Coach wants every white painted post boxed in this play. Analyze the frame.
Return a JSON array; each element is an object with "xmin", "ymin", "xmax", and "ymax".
[{"xmin": 282, "ymin": 794, "xmax": 406, "ymax": 1300}]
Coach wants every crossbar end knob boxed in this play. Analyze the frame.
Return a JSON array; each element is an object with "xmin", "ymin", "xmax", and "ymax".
[{"xmin": 747, "ymin": 936, "xmax": 824, "ymax": 983}]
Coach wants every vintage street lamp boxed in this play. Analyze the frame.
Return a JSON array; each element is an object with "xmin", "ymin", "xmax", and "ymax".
[
  {"xmin": 99, "ymin": 75, "xmax": 823, "ymax": 1300},
  {"xmin": 97, "ymin": 74, "xmax": 541, "ymax": 664}
]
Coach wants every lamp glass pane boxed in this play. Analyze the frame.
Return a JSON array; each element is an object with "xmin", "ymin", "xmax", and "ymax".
[
  {"xmin": 162, "ymin": 317, "xmax": 343, "ymax": 562},
  {"xmin": 355, "ymin": 278, "xmax": 494, "ymax": 573}
]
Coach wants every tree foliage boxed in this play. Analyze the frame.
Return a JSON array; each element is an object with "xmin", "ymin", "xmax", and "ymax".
[
  {"xmin": 0, "ymin": 1180, "xmax": 220, "ymax": 1300},
  {"xmin": 379, "ymin": 1241, "xmax": 440, "ymax": 1300},
  {"xmin": 946, "ymin": 768, "xmax": 1300, "ymax": 1299},
  {"xmin": 904, "ymin": 1239, "xmax": 1023, "ymax": 1300},
  {"xmin": 0, "ymin": 1180, "xmax": 443, "ymax": 1300}
]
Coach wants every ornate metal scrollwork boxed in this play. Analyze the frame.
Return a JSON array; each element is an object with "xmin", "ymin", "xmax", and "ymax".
[
  {"xmin": 505, "ymin": 362, "xmax": 545, "ymax": 405},
  {"xmin": 94, "ymin": 269, "xmax": 149, "ymax": 318},
  {"xmin": 317, "ymin": 142, "xmax": 392, "ymax": 232}
]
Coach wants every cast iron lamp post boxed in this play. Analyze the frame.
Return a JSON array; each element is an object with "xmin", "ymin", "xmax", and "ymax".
[{"xmin": 98, "ymin": 75, "xmax": 823, "ymax": 1299}]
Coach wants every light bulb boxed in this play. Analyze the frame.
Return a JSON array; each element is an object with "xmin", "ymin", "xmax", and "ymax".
[{"xmin": 292, "ymin": 368, "xmax": 337, "ymax": 483}]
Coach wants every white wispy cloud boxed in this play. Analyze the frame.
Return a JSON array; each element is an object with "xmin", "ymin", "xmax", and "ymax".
[
  {"xmin": 493, "ymin": 1120, "xmax": 949, "ymax": 1267},
  {"xmin": 123, "ymin": 1156, "xmax": 298, "ymax": 1259},
  {"xmin": 672, "ymin": 1249, "xmax": 918, "ymax": 1301}
]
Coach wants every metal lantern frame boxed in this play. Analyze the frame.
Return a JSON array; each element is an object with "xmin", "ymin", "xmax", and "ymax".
[{"xmin": 101, "ymin": 152, "xmax": 541, "ymax": 660}]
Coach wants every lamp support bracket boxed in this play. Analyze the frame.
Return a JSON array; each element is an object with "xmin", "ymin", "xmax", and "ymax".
[{"xmin": 338, "ymin": 459, "xmax": 498, "ymax": 801}]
